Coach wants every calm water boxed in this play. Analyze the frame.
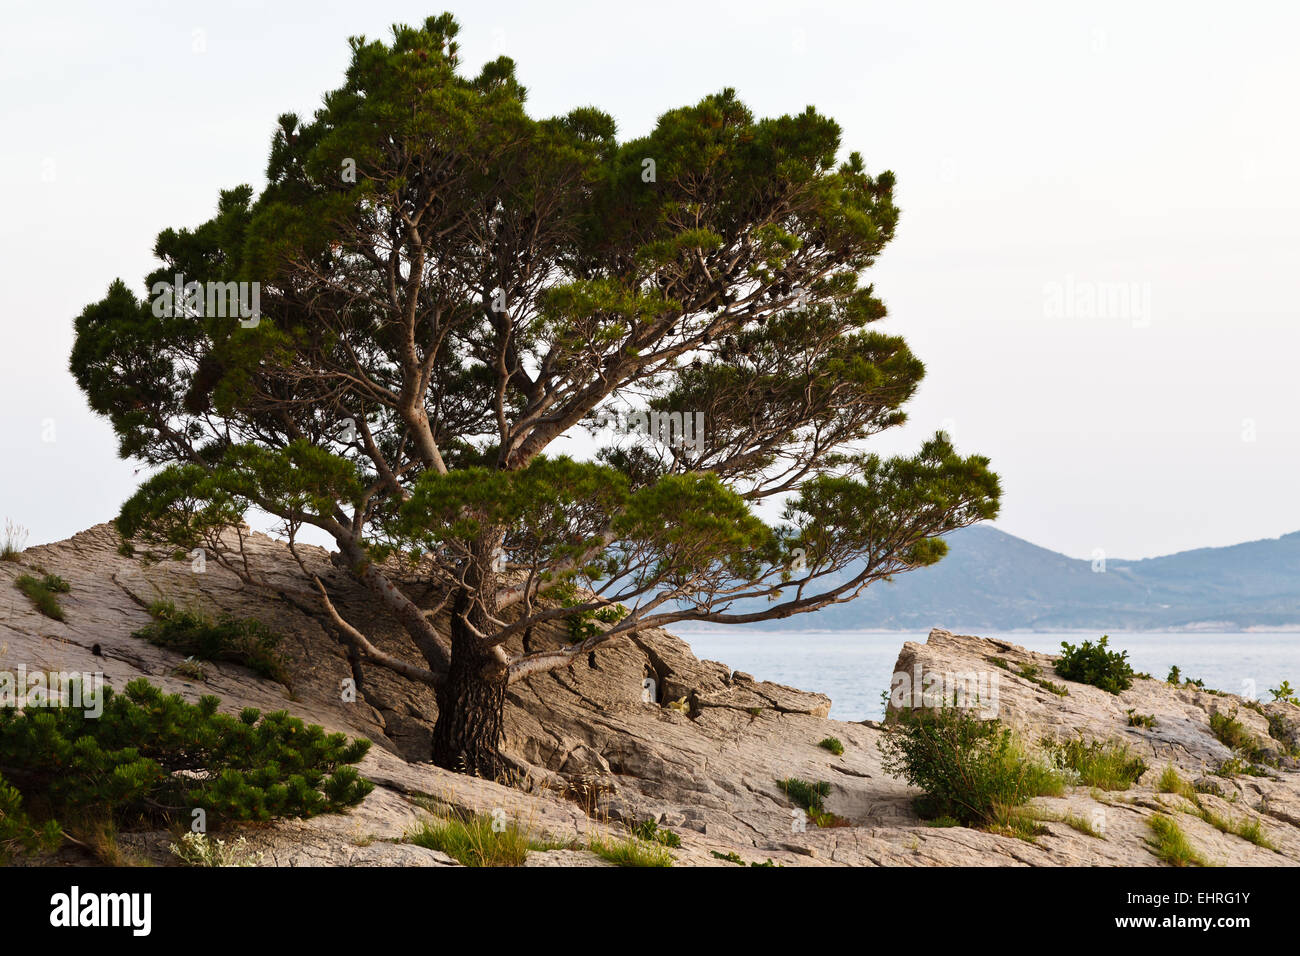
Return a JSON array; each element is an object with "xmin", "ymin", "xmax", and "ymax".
[{"xmin": 677, "ymin": 629, "xmax": 1300, "ymax": 722}]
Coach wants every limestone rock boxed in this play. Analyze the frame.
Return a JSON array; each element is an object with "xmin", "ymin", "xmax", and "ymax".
[{"xmin": 3, "ymin": 528, "xmax": 1298, "ymax": 867}]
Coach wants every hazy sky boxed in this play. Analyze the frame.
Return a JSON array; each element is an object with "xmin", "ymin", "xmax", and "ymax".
[{"xmin": 3, "ymin": 0, "xmax": 1298, "ymax": 560}]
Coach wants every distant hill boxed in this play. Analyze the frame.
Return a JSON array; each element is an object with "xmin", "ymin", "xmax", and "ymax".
[{"xmin": 701, "ymin": 525, "xmax": 1300, "ymax": 631}]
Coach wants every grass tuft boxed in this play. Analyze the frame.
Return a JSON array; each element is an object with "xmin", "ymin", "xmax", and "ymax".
[
  {"xmin": 1048, "ymin": 737, "xmax": 1147, "ymax": 791},
  {"xmin": 589, "ymin": 833, "xmax": 674, "ymax": 867},
  {"xmin": 1146, "ymin": 814, "xmax": 1208, "ymax": 867},
  {"xmin": 14, "ymin": 574, "xmax": 70, "ymax": 620},
  {"xmin": 406, "ymin": 812, "xmax": 568, "ymax": 867}
]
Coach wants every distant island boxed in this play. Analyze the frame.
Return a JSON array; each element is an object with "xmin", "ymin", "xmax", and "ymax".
[{"xmin": 689, "ymin": 526, "xmax": 1300, "ymax": 632}]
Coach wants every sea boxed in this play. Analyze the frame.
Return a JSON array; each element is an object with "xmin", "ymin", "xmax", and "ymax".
[{"xmin": 675, "ymin": 629, "xmax": 1300, "ymax": 722}]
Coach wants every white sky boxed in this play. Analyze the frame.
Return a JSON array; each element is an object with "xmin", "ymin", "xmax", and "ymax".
[{"xmin": 3, "ymin": 0, "xmax": 1298, "ymax": 560}]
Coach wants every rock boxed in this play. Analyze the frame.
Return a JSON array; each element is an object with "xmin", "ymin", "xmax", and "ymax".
[{"xmin": 4, "ymin": 529, "xmax": 1299, "ymax": 867}]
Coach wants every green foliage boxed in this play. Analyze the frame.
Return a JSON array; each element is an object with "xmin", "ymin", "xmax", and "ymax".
[
  {"xmin": 1269, "ymin": 680, "xmax": 1299, "ymax": 706},
  {"xmin": 67, "ymin": 12, "xmax": 1004, "ymax": 774},
  {"xmin": 588, "ymin": 833, "xmax": 674, "ymax": 867},
  {"xmin": 406, "ymin": 812, "xmax": 564, "ymax": 867},
  {"xmin": 1126, "ymin": 709, "xmax": 1157, "ymax": 729},
  {"xmin": 1209, "ymin": 709, "xmax": 1270, "ymax": 764},
  {"xmin": 778, "ymin": 777, "xmax": 832, "ymax": 811},
  {"xmin": 0, "ymin": 773, "xmax": 63, "ymax": 864},
  {"xmin": 1054, "ymin": 635, "xmax": 1134, "ymax": 694},
  {"xmin": 1156, "ymin": 764, "xmax": 1197, "ymax": 801},
  {"xmin": 1146, "ymin": 814, "xmax": 1207, "ymax": 867},
  {"xmin": 1166, "ymin": 665, "xmax": 1182, "ymax": 684},
  {"xmin": 1214, "ymin": 756, "xmax": 1269, "ymax": 778},
  {"xmin": 14, "ymin": 574, "xmax": 70, "ymax": 620},
  {"xmin": 1048, "ymin": 737, "xmax": 1147, "ymax": 791},
  {"xmin": 775, "ymin": 775, "xmax": 852, "ymax": 827},
  {"xmin": 1230, "ymin": 815, "xmax": 1275, "ymax": 850},
  {"xmin": 133, "ymin": 600, "xmax": 288, "ymax": 684},
  {"xmin": 817, "ymin": 736, "xmax": 845, "ymax": 756},
  {"xmin": 545, "ymin": 579, "xmax": 628, "ymax": 642},
  {"xmin": 1016, "ymin": 662, "xmax": 1069, "ymax": 697},
  {"xmin": 630, "ymin": 818, "xmax": 682, "ymax": 847},
  {"xmin": 710, "ymin": 849, "xmax": 744, "ymax": 864},
  {"xmin": 878, "ymin": 708, "xmax": 1064, "ymax": 828},
  {"xmin": 0, "ymin": 678, "xmax": 372, "ymax": 837}
]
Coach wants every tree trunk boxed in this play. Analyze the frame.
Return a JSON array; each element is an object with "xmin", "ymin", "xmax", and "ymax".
[{"xmin": 430, "ymin": 591, "xmax": 508, "ymax": 778}]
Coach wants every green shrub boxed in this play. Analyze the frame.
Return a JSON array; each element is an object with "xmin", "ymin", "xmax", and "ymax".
[
  {"xmin": 630, "ymin": 818, "xmax": 682, "ymax": 847},
  {"xmin": 778, "ymin": 777, "xmax": 831, "ymax": 811},
  {"xmin": 1146, "ymin": 814, "xmax": 1207, "ymax": 867},
  {"xmin": 777, "ymin": 776, "xmax": 849, "ymax": 827},
  {"xmin": 1167, "ymin": 665, "xmax": 1181, "ymax": 684},
  {"xmin": 14, "ymin": 574, "xmax": 70, "ymax": 620},
  {"xmin": 1268, "ymin": 681, "xmax": 1298, "ymax": 706},
  {"xmin": 0, "ymin": 773, "xmax": 62, "ymax": 864},
  {"xmin": 1209, "ymin": 709, "xmax": 1269, "ymax": 763},
  {"xmin": 817, "ymin": 736, "xmax": 845, "ymax": 756},
  {"xmin": 134, "ymin": 601, "xmax": 288, "ymax": 684},
  {"xmin": 878, "ymin": 707, "xmax": 1064, "ymax": 829},
  {"xmin": 1049, "ymin": 737, "xmax": 1147, "ymax": 790},
  {"xmin": 1126, "ymin": 709, "xmax": 1157, "ymax": 729},
  {"xmin": 0, "ymin": 678, "xmax": 372, "ymax": 843},
  {"xmin": 1214, "ymin": 756, "xmax": 1269, "ymax": 778},
  {"xmin": 1054, "ymin": 635, "xmax": 1134, "ymax": 694}
]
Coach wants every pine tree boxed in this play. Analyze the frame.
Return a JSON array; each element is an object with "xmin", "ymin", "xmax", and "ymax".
[
  {"xmin": 0, "ymin": 678, "xmax": 372, "ymax": 842},
  {"xmin": 69, "ymin": 13, "xmax": 1001, "ymax": 776}
]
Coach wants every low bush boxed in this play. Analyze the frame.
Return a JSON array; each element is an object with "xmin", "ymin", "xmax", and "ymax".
[
  {"xmin": 0, "ymin": 677, "xmax": 372, "ymax": 858},
  {"xmin": 1268, "ymin": 681, "xmax": 1298, "ymax": 706},
  {"xmin": 134, "ymin": 600, "xmax": 288, "ymax": 684},
  {"xmin": 0, "ymin": 773, "xmax": 62, "ymax": 864},
  {"xmin": 1054, "ymin": 635, "xmax": 1134, "ymax": 694},
  {"xmin": 817, "ymin": 736, "xmax": 845, "ymax": 756},
  {"xmin": 630, "ymin": 818, "xmax": 682, "ymax": 847},
  {"xmin": 1126, "ymin": 709, "xmax": 1157, "ymax": 729},
  {"xmin": 878, "ymin": 707, "xmax": 1064, "ymax": 830}
]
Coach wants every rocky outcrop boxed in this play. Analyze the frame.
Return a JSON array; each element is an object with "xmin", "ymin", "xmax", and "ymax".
[{"xmin": 3, "ymin": 524, "xmax": 1298, "ymax": 866}]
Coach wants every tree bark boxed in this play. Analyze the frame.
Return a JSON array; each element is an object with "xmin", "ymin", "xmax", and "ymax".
[{"xmin": 430, "ymin": 589, "xmax": 508, "ymax": 777}]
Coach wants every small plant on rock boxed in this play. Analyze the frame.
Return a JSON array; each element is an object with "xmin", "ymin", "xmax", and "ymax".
[
  {"xmin": 1054, "ymin": 635, "xmax": 1133, "ymax": 694},
  {"xmin": 134, "ymin": 600, "xmax": 288, "ymax": 684},
  {"xmin": 14, "ymin": 573, "xmax": 70, "ymax": 620},
  {"xmin": 169, "ymin": 831, "xmax": 263, "ymax": 867}
]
